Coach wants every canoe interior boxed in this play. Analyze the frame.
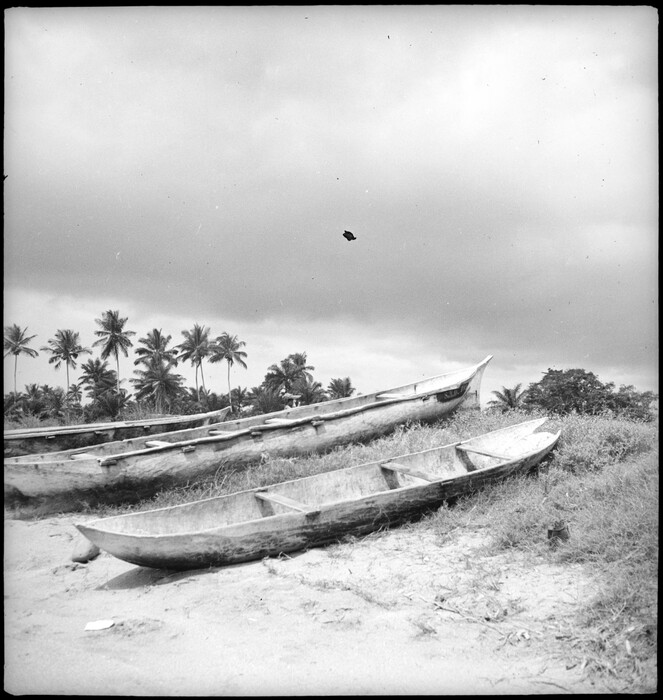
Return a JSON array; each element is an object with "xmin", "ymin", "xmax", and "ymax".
[{"xmin": 91, "ymin": 419, "xmax": 556, "ymax": 538}]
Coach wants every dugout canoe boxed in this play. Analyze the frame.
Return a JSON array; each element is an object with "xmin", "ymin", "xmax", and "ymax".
[
  {"xmin": 3, "ymin": 407, "xmax": 231, "ymax": 458},
  {"xmin": 75, "ymin": 418, "xmax": 560, "ymax": 570},
  {"xmin": 5, "ymin": 356, "xmax": 491, "ymax": 512}
]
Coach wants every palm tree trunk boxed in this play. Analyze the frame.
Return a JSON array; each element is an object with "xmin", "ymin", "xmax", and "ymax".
[
  {"xmin": 200, "ymin": 361, "xmax": 206, "ymax": 393},
  {"xmin": 13, "ymin": 355, "xmax": 18, "ymax": 395},
  {"xmin": 227, "ymin": 362, "xmax": 232, "ymax": 413},
  {"xmin": 115, "ymin": 351, "xmax": 123, "ymax": 419},
  {"xmin": 65, "ymin": 362, "xmax": 71, "ymax": 421}
]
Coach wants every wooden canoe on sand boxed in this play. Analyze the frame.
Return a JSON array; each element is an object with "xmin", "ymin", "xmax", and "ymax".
[
  {"xmin": 3, "ymin": 407, "xmax": 231, "ymax": 458},
  {"xmin": 75, "ymin": 418, "xmax": 560, "ymax": 570},
  {"xmin": 4, "ymin": 356, "xmax": 491, "ymax": 512}
]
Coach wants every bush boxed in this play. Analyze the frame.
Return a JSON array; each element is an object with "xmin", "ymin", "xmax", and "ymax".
[{"xmin": 523, "ymin": 368, "xmax": 658, "ymax": 421}]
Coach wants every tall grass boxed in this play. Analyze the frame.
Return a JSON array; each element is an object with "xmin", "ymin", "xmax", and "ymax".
[
  {"xmin": 4, "ymin": 415, "xmax": 64, "ymax": 430},
  {"xmin": 548, "ymin": 413, "xmax": 656, "ymax": 472},
  {"xmin": 427, "ymin": 412, "xmax": 658, "ymax": 691}
]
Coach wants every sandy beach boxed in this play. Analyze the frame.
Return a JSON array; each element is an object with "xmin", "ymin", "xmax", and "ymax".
[{"xmin": 4, "ymin": 513, "xmax": 603, "ymax": 695}]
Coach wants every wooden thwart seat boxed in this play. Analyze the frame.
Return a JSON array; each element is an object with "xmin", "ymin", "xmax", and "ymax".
[
  {"xmin": 380, "ymin": 461, "xmax": 437, "ymax": 482},
  {"xmin": 255, "ymin": 491, "xmax": 310, "ymax": 513},
  {"xmin": 456, "ymin": 445, "xmax": 510, "ymax": 460},
  {"xmin": 144, "ymin": 440, "xmax": 172, "ymax": 448}
]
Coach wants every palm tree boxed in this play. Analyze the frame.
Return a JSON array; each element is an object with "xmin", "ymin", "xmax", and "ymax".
[
  {"xmin": 133, "ymin": 328, "xmax": 178, "ymax": 368},
  {"xmin": 79, "ymin": 357, "xmax": 117, "ymax": 403},
  {"xmin": 248, "ymin": 385, "xmax": 285, "ymax": 415},
  {"xmin": 209, "ymin": 333, "xmax": 248, "ymax": 414},
  {"xmin": 263, "ymin": 358, "xmax": 298, "ymax": 394},
  {"xmin": 230, "ymin": 386, "xmax": 249, "ymax": 414},
  {"xmin": 40, "ymin": 329, "xmax": 91, "ymax": 418},
  {"xmin": 66, "ymin": 381, "xmax": 85, "ymax": 420},
  {"xmin": 3, "ymin": 324, "xmax": 39, "ymax": 395},
  {"xmin": 176, "ymin": 324, "xmax": 211, "ymax": 402},
  {"xmin": 263, "ymin": 352, "xmax": 315, "ymax": 394},
  {"xmin": 22, "ymin": 383, "xmax": 48, "ymax": 419},
  {"xmin": 288, "ymin": 352, "xmax": 314, "ymax": 382},
  {"xmin": 67, "ymin": 382, "xmax": 84, "ymax": 405},
  {"xmin": 86, "ymin": 389, "xmax": 132, "ymax": 422},
  {"xmin": 131, "ymin": 358, "xmax": 185, "ymax": 414},
  {"xmin": 327, "ymin": 377, "xmax": 356, "ymax": 399},
  {"xmin": 4, "ymin": 391, "xmax": 24, "ymax": 421},
  {"xmin": 184, "ymin": 387, "xmax": 202, "ymax": 403},
  {"xmin": 92, "ymin": 310, "xmax": 136, "ymax": 395},
  {"xmin": 488, "ymin": 384, "xmax": 528, "ymax": 413},
  {"xmin": 42, "ymin": 385, "xmax": 67, "ymax": 422},
  {"xmin": 292, "ymin": 376, "xmax": 327, "ymax": 405}
]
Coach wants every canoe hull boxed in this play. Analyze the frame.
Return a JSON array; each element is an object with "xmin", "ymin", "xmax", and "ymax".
[
  {"xmin": 5, "ymin": 357, "xmax": 491, "ymax": 512},
  {"xmin": 3, "ymin": 408, "xmax": 230, "ymax": 457},
  {"xmin": 76, "ymin": 419, "xmax": 559, "ymax": 570}
]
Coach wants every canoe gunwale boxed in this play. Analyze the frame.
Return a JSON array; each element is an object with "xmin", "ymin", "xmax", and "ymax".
[
  {"xmin": 7, "ymin": 359, "xmax": 486, "ymax": 468},
  {"xmin": 4, "ymin": 407, "xmax": 230, "ymax": 441},
  {"xmin": 77, "ymin": 423, "xmax": 560, "ymax": 544},
  {"xmin": 87, "ymin": 372, "xmax": 481, "ymax": 466}
]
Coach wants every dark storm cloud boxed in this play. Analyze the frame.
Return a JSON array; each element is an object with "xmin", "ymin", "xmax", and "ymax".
[{"xmin": 4, "ymin": 5, "xmax": 658, "ymax": 394}]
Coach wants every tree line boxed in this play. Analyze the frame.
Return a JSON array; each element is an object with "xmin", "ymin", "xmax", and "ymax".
[
  {"xmin": 3, "ymin": 311, "xmax": 356, "ymax": 424},
  {"xmin": 488, "ymin": 368, "xmax": 657, "ymax": 422},
  {"xmin": 5, "ymin": 313, "xmax": 657, "ymax": 425}
]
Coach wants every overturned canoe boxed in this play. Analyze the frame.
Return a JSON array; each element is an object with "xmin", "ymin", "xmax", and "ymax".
[
  {"xmin": 5, "ymin": 356, "xmax": 491, "ymax": 512},
  {"xmin": 3, "ymin": 407, "xmax": 231, "ymax": 458},
  {"xmin": 76, "ymin": 418, "xmax": 560, "ymax": 570}
]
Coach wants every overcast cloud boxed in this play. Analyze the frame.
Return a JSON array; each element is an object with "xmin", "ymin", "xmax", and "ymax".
[{"xmin": 4, "ymin": 6, "xmax": 658, "ymax": 402}]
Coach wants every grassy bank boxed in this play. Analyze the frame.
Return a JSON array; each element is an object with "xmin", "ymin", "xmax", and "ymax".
[
  {"xmin": 7, "ymin": 409, "xmax": 658, "ymax": 689},
  {"xmin": 428, "ymin": 414, "xmax": 658, "ymax": 690}
]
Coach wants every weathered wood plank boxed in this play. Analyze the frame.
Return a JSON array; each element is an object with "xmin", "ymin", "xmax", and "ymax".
[
  {"xmin": 254, "ymin": 491, "xmax": 310, "ymax": 512},
  {"xmin": 380, "ymin": 462, "xmax": 437, "ymax": 482},
  {"xmin": 456, "ymin": 445, "xmax": 510, "ymax": 460}
]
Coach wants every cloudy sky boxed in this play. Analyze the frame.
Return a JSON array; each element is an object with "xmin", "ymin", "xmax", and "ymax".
[{"xmin": 4, "ymin": 6, "xmax": 658, "ymax": 405}]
